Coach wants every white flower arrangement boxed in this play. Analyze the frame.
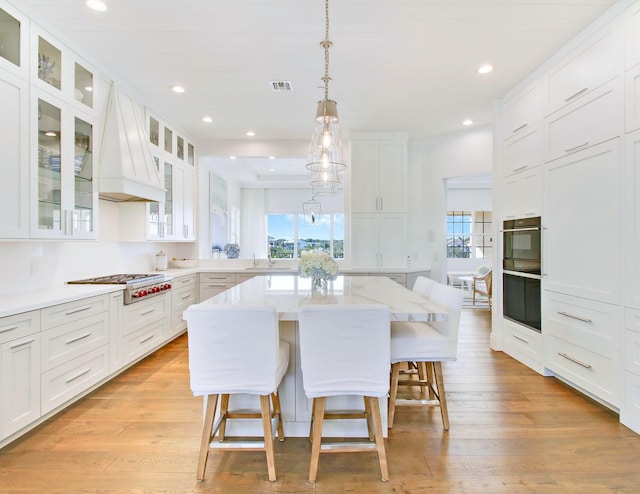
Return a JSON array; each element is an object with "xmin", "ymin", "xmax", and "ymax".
[{"xmin": 298, "ymin": 248, "xmax": 338, "ymax": 281}]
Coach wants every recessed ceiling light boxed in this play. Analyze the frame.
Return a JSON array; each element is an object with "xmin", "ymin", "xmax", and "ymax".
[
  {"xmin": 478, "ymin": 64, "xmax": 493, "ymax": 74},
  {"xmin": 171, "ymin": 85, "xmax": 185, "ymax": 93},
  {"xmin": 202, "ymin": 116, "xmax": 213, "ymax": 123},
  {"xmin": 269, "ymin": 156, "xmax": 275, "ymax": 160},
  {"xmin": 269, "ymin": 168, "xmax": 276, "ymax": 172},
  {"xmin": 462, "ymin": 119, "xmax": 474, "ymax": 126},
  {"xmin": 230, "ymin": 156, "xmax": 237, "ymax": 160},
  {"xmin": 246, "ymin": 131, "xmax": 255, "ymax": 137},
  {"xmin": 86, "ymin": 0, "xmax": 107, "ymax": 12}
]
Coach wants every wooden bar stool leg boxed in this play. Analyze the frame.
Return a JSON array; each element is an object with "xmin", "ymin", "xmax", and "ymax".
[
  {"xmin": 218, "ymin": 394, "xmax": 230, "ymax": 441},
  {"xmin": 197, "ymin": 394, "xmax": 219, "ymax": 481},
  {"xmin": 425, "ymin": 362, "xmax": 435, "ymax": 400},
  {"xmin": 271, "ymin": 392, "xmax": 284, "ymax": 441},
  {"xmin": 388, "ymin": 363, "xmax": 401, "ymax": 429},
  {"xmin": 308, "ymin": 398, "xmax": 316, "ymax": 442},
  {"xmin": 260, "ymin": 394, "xmax": 277, "ymax": 481},
  {"xmin": 364, "ymin": 396, "xmax": 374, "ymax": 441},
  {"xmin": 309, "ymin": 397, "xmax": 326, "ymax": 483},
  {"xmin": 433, "ymin": 362, "xmax": 450, "ymax": 431},
  {"xmin": 368, "ymin": 396, "xmax": 389, "ymax": 482}
]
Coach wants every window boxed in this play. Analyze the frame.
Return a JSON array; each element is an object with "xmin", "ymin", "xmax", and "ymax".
[
  {"xmin": 447, "ymin": 210, "xmax": 492, "ymax": 259},
  {"xmin": 267, "ymin": 213, "xmax": 344, "ymax": 259}
]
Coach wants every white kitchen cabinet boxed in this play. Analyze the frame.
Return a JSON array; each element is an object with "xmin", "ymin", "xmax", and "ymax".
[
  {"xmin": 108, "ymin": 291, "xmax": 124, "ymax": 374},
  {"xmin": 30, "ymin": 89, "xmax": 97, "ymax": 239},
  {"xmin": 622, "ymin": 308, "xmax": 640, "ymax": 432},
  {"xmin": 544, "ymin": 17, "xmax": 622, "ymax": 116},
  {"xmin": 502, "ymin": 122, "xmax": 543, "ymax": 177},
  {"xmin": 122, "ymin": 295, "xmax": 168, "ymax": 364},
  {"xmin": 351, "ymin": 214, "xmax": 406, "ymax": 269},
  {"xmin": 625, "ymin": 0, "xmax": 640, "ymax": 70},
  {"xmin": 0, "ymin": 69, "xmax": 29, "ymax": 238},
  {"xmin": 502, "ymin": 80, "xmax": 544, "ymax": 142},
  {"xmin": 0, "ymin": 311, "xmax": 40, "ymax": 440},
  {"xmin": 625, "ymin": 128, "xmax": 640, "ymax": 309},
  {"xmin": 625, "ymin": 64, "xmax": 640, "ymax": 133},
  {"xmin": 170, "ymin": 273, "xmax": 197, "ymax": 336},
  {"xmin": 544, "ymin": 77, "xmax": 622, "ymax": 162},
  {"xmin": 502, "ymin": 318, "xmax": 545, "ymax": 375},
  {"xmin": 543, "ymin": 139, "xmax": 621, "ymax": 305},
  {"xmin": 174, "ymin": 165, "xmax": 196, "ymax": 241},
  {"xmin": 502, "ymin": 166, "xmax": 543, "ymax": 221},
  {"xmin": 199, "ymin": 273, "xmax": 236, "ymax": 301},
  {"xmin": 351, "ymin": 136, "xmax": 407, "ymax": 214}
]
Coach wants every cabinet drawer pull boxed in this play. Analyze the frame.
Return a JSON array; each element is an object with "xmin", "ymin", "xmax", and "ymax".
[
  {"xmin": 558, "ymin": 352, "xmax": 592, "ymax": 369},
  {"xmin": 512, "ymin": 123, "xmax": 528, "ymax": 133},
  {"xmin": 140, "ymin": 308, "xmax": 156, "ymax": 316},
  {"xmin": 140, "ymin": 334, "xmax": 155, "ymax": 344},
  {"xmin": 65, "ymin": 368, "xmax": 92, "ymax": 383},
  {"xmin": 180, "ymin": 278, "xmax": 193, "ymax": 284},
  {"xmin": 206, "ymin": 284, "xmax": 227, "ymax": 288},
  {"xmin": 557, "ymin": 311, "xmax": 592, "ymax": 324},
  {"xmin": 564, "ymin": 87, "xmax": 588, "ymax": 103},
  {"xmin": 65, "ymin": 332, "xmax": 92, "ymax": 345},
  {"xmin": 181, "ymin": 294, "xmax": 192, "ymax": 300},
  {"xmin": 0, "ymin": 324, "xmax": 19, "ymax": 334},
  {"xmin": 564, "ymin": 142, "xmax": 589, "ymax": 154},
  {"xmin": 512, "ymin": 334, "xmax": 529, "ymax": 344},
  {"xmin": 10, "ymin": 338, "xmax": 35, "ymax": 349},
  {"xmin": 65, "ymin": 305, "xmax": 93, "ymax": 316},
  {"xmin": 512, "ymin": 165, "xmax": 528, "ymax": 172}
]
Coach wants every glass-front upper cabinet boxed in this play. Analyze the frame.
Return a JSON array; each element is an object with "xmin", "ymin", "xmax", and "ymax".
[
  {"xmin": 0, "ymin": 3, "xmax": 28, "ymax": 77},
  {"xmin": 36, "ymin": 98, "xmax": 62, "ymax": 234},
  {"xmin": 37, "ymin": 35, "xmax": 61, "ymax": 90},
  {"xmin": 74, "ymin": 62, "xmax": 93, "ymax": 108},
  {"xmin": 33, "ymin": 91, "xmax": 96, "ymax": 239}
]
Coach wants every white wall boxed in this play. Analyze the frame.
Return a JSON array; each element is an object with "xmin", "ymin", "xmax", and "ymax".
[{"xmin": 408, "ymin": 126, "xmax": 494, "ymax": 283}]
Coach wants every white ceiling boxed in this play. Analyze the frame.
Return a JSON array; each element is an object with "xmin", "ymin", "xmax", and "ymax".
[{"xmin": 18, "ymin": 0, "xmax": 618, "ymax": 182}]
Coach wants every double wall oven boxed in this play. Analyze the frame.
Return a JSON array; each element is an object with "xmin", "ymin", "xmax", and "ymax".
[{"xmin": 502, "ymin": 217, "xmax": 542, "ymax": 332}]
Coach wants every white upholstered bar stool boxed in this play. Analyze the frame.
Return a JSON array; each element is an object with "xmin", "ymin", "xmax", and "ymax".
[
  {"xmin": 184, "ymin": 305, "xmax": 290, "ymax": 482},
  {"xmin": 412, "ymin": 275, "xmax": 437, "ymax": 299},
  {"xmin": 298, "ymin": 305, "xmax": 391, "ymax": 482},
  {"xmin": 405, "ymin": 276, "xmax": 437, "ymax": 388},
  {"xmin": 388, "ymin": 283, "xmax": 464, "ymax": 430}
]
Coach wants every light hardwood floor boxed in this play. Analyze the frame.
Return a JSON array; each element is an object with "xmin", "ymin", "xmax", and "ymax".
[{"xmin": 1, "ymin": 309, "xmax": 639, "ymax": 493}]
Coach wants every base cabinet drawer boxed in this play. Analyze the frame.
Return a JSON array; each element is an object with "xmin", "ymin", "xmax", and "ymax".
[
  {"xmin": 40, "ymin": 345, "xmax": 109, "ymax": 415},
  {"xmin": 503, "ymin": 318, "xmax": 545, "ymax": 374},
  {"xmin": 199, "ymin": 282, "xmax": 235, "ymax": 302},
  {"xmin": 40, "ymin": 313, "xmax": 108, "ymax": 372},
  {"xmin": 546, "ymin": 334, "xmax": 619, "ymax": 407},
  {"xmin": 41, "ymin": 295, "xmax": 109, "ymax": 330},
  {"xmin": 123, "ymin": 296, "xmax": 168, "ymax": 335},
  {"xmin": 625, "ymin": 328, "xmax": 640, "ymax": 376},
  {"xmin": 171, "ymin": 286, "xmax": 197, "ymax": 336},
  {"xmin": 123, "ymin": 320, "xmax": 164, "ymax": 365},
  {"xmin": 0, "ymin": 310, "xmax": 40, "ymax": 346}
]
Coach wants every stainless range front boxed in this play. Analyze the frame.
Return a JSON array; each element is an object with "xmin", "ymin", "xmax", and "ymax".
[{"xmin": 68, "ymin": 274, "xmax": 173, "ymax": 304}]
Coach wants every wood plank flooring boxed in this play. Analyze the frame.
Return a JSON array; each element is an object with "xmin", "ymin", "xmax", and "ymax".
[{"xmin": 1, "ymin": 309, "xmax": 639, "ymax": 493}]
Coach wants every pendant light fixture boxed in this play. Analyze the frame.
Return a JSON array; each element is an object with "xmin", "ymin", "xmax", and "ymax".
[
  {"xmin": 305, "ymin": 0, "xmax": 347, "ymax": 184},
  {"xmin": 303, "ymin": 196, "xmax": 322, "ymax": 225}
]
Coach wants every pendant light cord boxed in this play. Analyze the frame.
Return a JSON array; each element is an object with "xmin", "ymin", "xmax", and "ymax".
[{"xmin": 321, "ymin": 0, "xmax": 332, "ymax": 102}]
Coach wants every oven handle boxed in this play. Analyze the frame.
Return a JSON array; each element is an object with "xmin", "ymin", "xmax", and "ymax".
[
  {"xmin": 501, "ymin": 227, "xmax": 541, "ymax": 233},
  {"xmin": 503, "ymin": 270, "xmax": 542, "ymax": 280}
]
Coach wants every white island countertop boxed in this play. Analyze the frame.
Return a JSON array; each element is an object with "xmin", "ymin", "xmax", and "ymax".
[{"xmin": 192, "ymin": 275, "xmax": 446, "ymax": 322}]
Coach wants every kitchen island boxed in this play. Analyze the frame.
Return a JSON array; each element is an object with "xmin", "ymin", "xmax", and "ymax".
[{"xmin": 185, "ymin": 275, "xmax": 447, "ymax": 437}]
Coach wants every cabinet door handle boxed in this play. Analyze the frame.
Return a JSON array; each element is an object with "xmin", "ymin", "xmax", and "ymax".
[
  {"xmin": 512, "ymin": 123, "xmax": 528, "ymax": 133},
  {"xmin": 65, "ymin": 332, "xmax": 92, "ymax": 345},
  {"xmin": 0, "ymin": 324, "xmax": 19, "ymax": 334},
  {"xmin": 512, "ymin": 165, "xmax": 528, "ymax": 173},
  {"xmin": 10, "ymin": 338, "xmax": 35, "ymax": 349},
  {"xmin": 375, "ymin": 197, "xmax": 379, "ymax": 211},
  {"xmin": 558, "ymin": 352, "xmax": 592, "ymax": 369},
  {"xmin": 564, "ymin": 142, "xmax": 589, "ymax": 154},
  {"xmin": 65, "ymin": 368, "xmax": 92, "ymax": 383},
  {"xmin": 380, "ymin": 197, "xmax": 384, "ymax": 211},
  {"xmin": 557, "ymin": 311, "xmax": 592, "ymax": 324},
  {"xmin": 512, "ymin": 334, "xmax": 529, "ymax": 344},
  {"xmin": 564, "ymin": 87, "xmax": 588, "ymax": 103},
  {"xmin": 65, "ymin": 305, "xmax": 93, "ymax": 316}
]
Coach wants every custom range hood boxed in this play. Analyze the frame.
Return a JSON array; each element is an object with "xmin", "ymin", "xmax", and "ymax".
[{"xmin": 99, "ymin": 84, "xmax": 165, "ymax": 202}]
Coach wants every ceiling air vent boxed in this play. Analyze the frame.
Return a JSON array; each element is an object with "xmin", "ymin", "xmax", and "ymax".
[{"xmin": 270, "ymin": 81, "xmax": 293, "ymax": 92}]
